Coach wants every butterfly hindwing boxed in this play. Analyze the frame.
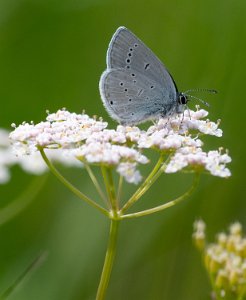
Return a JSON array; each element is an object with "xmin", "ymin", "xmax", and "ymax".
[{"xmin": 100, "ymin": 68, "xmax": 173, "ymax": 125}]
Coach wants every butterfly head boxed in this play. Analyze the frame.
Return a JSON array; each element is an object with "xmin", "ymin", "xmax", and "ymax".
[{"xmin": 180, "ymin": 88, "xmax": 217, "ymax": 108}]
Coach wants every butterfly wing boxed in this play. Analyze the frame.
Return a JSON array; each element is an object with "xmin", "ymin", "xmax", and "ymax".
[
  {"xmin": 106, "ymin": 26, "xmax": 178, "ymax": 95},
  {"xmin": 100, "ymin": 68, "xmax": 175, "ymax": 125},
  {"xmin": 99, "ymin": 26, "xmax": 179, "ymax": 125}
]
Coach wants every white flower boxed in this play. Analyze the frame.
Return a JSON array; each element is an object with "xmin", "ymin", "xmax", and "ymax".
[
  {"xmin": 194, "ymin": 219, "xmax": 206, "ymax": 232},
  {"xmin": 117, "ymin": 162, "xmax": 142, "ymax": 184},
  {"xmin": 165, "ymin": 147, "xmax": 231, "ymax": 178},
  {"xmin": 0, "ymin": 164, "xmax": 10, "ymax": 183},
  {"xmin": 194, "ymin": 220, "xmax": 246, "ymax": 299},
  {"xmin": 206, "ymin": 150, "xmax": 232, "ymax": 177},
  {"xmin": 0, "ymin": 127, "xmax": 82, "ymax": 184},
  {"xmin": 0, "ymin": 129, "xmax": 17, "ymax": 183},
  {"xmin": 10, "ymin": 110, "xmax": 108, "ymax": 152},
  {"xmin": 217, "ymin": 233, "xmax": 227, "ymax": 246},
  {"xmin": 116, "ymin": 125, "xmax": 142, "ymax": 143},
  {"xmin": 197, "ymin": 120, "xmax": 222, "ymax": 137},
  {"xmin": 0, "ymin": 129, "xmax": 11, "ymax": 146},
  {"xmin": 67, "ymin": 142, "xmax": 148, "ymax": 167},
  {"xmin": 165, "ymin": 153, "xmax": 188, "ymax": 173},
  {"xmin": 229, "ymin": 223, "xmax": 243, "ymax": 236},
  {"xmin": 185, "ymin": 108, "xmax": 209, "ymax": 119}
]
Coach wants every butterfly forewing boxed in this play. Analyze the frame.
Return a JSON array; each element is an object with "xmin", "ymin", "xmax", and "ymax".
[{"xmin": 106, "ymin": 26, "xmax": 177, "ymax": 96}]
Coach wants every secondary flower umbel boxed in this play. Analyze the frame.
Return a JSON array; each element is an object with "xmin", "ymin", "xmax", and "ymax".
[{"xmin": 193, "ymin": 221, "xmax": 246, "ymax": 299}]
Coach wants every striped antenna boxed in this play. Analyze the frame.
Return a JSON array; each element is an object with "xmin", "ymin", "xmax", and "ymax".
[
  {"xmin": 186, "ymin": 94, "xmax": 210, "ymax": 107},
  {"xmin": 183, "ymin": 88, "xmax": 218, "ymax": 107},
  {"xmin": 184, "ymin": 88, "xmax": 218, "ymax": 94}
]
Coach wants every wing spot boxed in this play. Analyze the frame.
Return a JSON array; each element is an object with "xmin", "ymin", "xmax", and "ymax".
[
  {"xmin": 131, "ymin": 113, "xmax": 134, "ymax": 116},
  {"xmin": 126, "ymin": 58, "xmax": 131, "ymax": 63},
  {"xmin": 150, "ymin": 85, "xmax": 155, "ymax": 89},
  {"xmin": 129, "ymin": 98, "xmax": 132, "ymax": 102},
  {"xmin": 128, "ymin": 53, "xmax": 132, "ymax": 57},
  {"xmin": 120, "ymin": 82, "xmax": 124, "ymax": 86},
  {"xmin": 124, "ymin": 88, "xmax": 128, "ymax": 92},
  {"xmin": 129, "ymin": 48, "xmax": 133, "ymax": 51},
  {"xmin": 110, "ymin": 101, "xmax": 113, "ymax": 105},
  {"xmin": 144, "ymin": 63, "xmax": 150, "ymax": 70},
  {"xmin": 126, "ymin": 65, "xmax": 130, "ymax": 69},
  {"xmin": 133, "ymin": 80, "xmax": 137, "ymax": 83},
  {"xmin": 131, "ymin": 73, "xmax": 135, "ymax": 77},
  {"xmin": 134, "ymin": 43, "xmax": 138, "ymax": 47}
]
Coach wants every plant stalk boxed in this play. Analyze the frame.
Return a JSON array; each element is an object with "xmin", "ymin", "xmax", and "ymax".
[
  {"xmin": 96, "ymin": 219, "xmax": 120, "ymax": 300},
  {"xmin": 39, "ymin": 148, "xmax": 108, "ymax": 217}
]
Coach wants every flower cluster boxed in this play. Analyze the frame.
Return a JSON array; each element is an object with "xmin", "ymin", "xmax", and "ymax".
[
  {"xmin": 193, "ymin": 220, "xmax": 246, "ymax": 299},
  {"xmin": 0, "ymin": 128, "xmax": 80, "ymax": 184},
  {"xmin": 9, "ymin": 107, "xmax": 231, "ymax": 184}
]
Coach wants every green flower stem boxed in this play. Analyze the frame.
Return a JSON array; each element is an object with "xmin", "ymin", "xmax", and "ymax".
[
  {"xmin": 39, "ymin": 148, "xmax": 109, "ymax": 217},
  {"xmin": 107, "ymin": 168, "xmax": 118, "ymax": 211},
  {"xmin": 121, "ymin": 173, "xmax": 200, "ymax": 219},
  {"xmin": 101, "ymin": 167, "xmax": 118, "ymax": 212},
  {"xmin": 117, "ymin": 175, "xmax": 123, "ymax": 204},
  {"xmin": 120, "ymin": 154, "xmax": 166, "ymax": 214},
  {"xmin": 96, "ymin": 219, "xmax": 120, "ymax": 300},
  {"xmin": 84, "ymin": 163, "xmax": 108, "ymax": 206}
]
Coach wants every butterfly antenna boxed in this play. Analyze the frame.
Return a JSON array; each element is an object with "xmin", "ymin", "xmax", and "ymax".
[
  {"xmin": 184, "ymin": 88, "xmax": 218, "ymax": 94},
  {"xmin": 186, "ymin": 94, "xmax": 210, "ymax": 107}
]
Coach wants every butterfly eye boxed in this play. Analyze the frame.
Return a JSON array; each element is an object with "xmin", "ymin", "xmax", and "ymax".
[{"xmin": 179, "ymin": 94, "xmax": 188, "ymax": 105}]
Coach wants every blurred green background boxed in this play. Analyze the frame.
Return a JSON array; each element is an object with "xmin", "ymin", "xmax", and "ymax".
[{"xmin": 0, "ymin": 0, "xmax": 245, "ymax": 299}]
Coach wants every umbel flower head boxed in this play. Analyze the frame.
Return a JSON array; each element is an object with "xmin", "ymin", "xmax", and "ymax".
[
  {"xmin": 8, "ymin": 106, "xmax": 233, "ymax": 298},
  {"xmin": 9, "ymin": 106, "xmax": 231, "ymax": 185},
  {"xmin": 193, "ymin": 220, "xmax": 246, "ymax": 299}
]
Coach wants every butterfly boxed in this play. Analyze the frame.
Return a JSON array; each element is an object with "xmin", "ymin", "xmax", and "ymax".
[{"xmin": 99, "ymin": 26, "xmax": 215, "ymax": 125}]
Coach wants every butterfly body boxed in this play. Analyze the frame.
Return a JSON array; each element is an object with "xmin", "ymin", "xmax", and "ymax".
[{"xmin": 99, "ymin": 26, "xmax": 187, "ymax": 125}]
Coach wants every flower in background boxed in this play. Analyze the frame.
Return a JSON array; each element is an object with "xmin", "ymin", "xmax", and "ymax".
[
  {"xmin": 0, "ymin": 129, "xmax": 15, "ymax": 183},
  {"xmin": 0, "ymin": 127, "xmax": 80, "ymax": 185},
  {"xmin": 193, "ymin": 220, "xmax": 246, "ymax": 300}
]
